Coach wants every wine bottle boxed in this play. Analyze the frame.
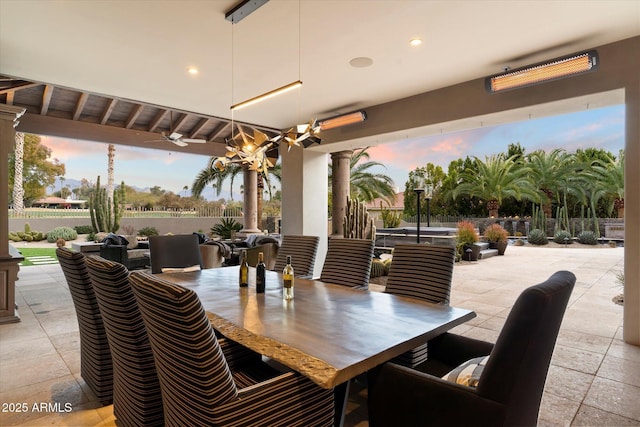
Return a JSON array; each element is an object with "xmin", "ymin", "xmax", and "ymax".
[
  {"xmin": 239, "ymin": 250, "xmax": 249, "ymax": 287},
  {"xmin": 256, "ymin": 252, "xmax": 266, "ymax": 293},
  {"xmin": 283, "ymin": 255, "xmax": 294, "ymax": 300}
]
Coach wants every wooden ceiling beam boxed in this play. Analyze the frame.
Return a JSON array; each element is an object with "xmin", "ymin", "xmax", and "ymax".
[
  {"xmin": 16, "ymin": 113, "xmax": 227, "ymax": 157},
  {"xmin": 190, "ymin": 117, "xmax": 210, "ymax": 138},
  {"xmin": 209, "ymin": 121, "xmax": 231, "ymax": 141},
  {"xmin": 125, "ymin": 104, "xmax": 144, "ymax": 129},
  {"xmin": 173, "ymin": 112, "xmax": 188, "ymax": 132},
  {"xmin": 148, "ymin": 109, "xmax": 168, "ymax": 133},
  {"xmin": 40, "ymin": 85, "xmax": 54, "ymax": 115},
  {"xmin": 100, "ymin": 98, "xmax": 117, "ymax": 124},
  {"xmin": 0, "ymin": 81, "xmax": 40, "ymax": 95},
  {"xmin": 72, "ymin": 92, "xmax": 89, "ymax": 120}
]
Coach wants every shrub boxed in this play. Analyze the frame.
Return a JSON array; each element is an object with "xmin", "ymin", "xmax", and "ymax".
[
  {"xmin": 553, "ymin": 230, "xmax": 573, "ymax": 245},
  {"xmin": 527, "ymin": 229, "xmax": 548, "ymax": 245},
  {"xmin": 74, "ymin": 225, "xmax": 94, "ymax": 234},
  {"xmin": 211, "ymin": 218, "xmax": 243, "ymax": 239},
  {"xmin": 483, "ymin": 223, "xmax": 508, "ymax": 242},
  {"xmin": 577, "ymin": 230, "xmax": 598, "ymax": 245},
  {"xmin": 370, "ymin": 258, "xmax": 389, "ymax": 278},
  {"xmin": 456, "ymin": 220, "xmax": 479, "ymax": 246},
  {"xmin": 121, "ymin": 224, "xmax": 136, "ymax": 236},
  {"xmin": 47, "ymin": 226, "xmax": 78, "ymax": 243},
  {"xmin": 138, "ymin": 227, "xmax": 159, "ymax": 237},
  {"xmin": 380, "ymin": 202, "xmax": 401, "ymax": 228}
]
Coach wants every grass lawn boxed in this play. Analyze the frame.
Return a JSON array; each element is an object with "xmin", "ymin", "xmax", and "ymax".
[{"xmin": 17, "ymin": 247, "xmax": 58, "ymax": 266}]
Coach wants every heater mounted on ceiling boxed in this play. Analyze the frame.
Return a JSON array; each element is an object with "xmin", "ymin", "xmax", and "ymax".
[
  {"xmin": 318, "ymin": 110, "xmax": 367, "ymax": 131},
  {"xmin": 485, "ymin": 50, "xmax": 598, "ymax": 93}
]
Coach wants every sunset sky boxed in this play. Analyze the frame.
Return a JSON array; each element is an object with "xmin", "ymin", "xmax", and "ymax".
[{"xmin": 41, "ymin": 104, "xmax": 625, "ymax": 200}]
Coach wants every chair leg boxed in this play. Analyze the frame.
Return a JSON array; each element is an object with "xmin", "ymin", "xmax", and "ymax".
[{"xmin": 334, "ymin": 379, "xmax": 351, "ymax": 427}]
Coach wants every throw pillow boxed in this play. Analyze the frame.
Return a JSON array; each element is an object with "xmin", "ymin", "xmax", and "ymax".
[{"xmin": 442, "ymin": 355, "xmax": 489, "ymax": 388}]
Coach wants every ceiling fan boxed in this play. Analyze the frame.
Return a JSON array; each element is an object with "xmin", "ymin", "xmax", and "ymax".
[
  {"xmin": 146, "ymin": 111, "xmax": 207, "ymax": 147},
  {"xmin": 156, "ymin": 131, "xmax": 207, "ymax": 147}
]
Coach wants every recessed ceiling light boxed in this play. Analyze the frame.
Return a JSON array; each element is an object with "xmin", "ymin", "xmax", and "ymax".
[
  {"xmin": 349, "ymin": 57, "xmax": 374, "ymax": 68},
  {"xmin": 410, "ymin": 38, "xmax": 423, "ymax": 46},
  {"xmin": 187, "ymin": 67, "xmax": 199, "ymax": 75}
]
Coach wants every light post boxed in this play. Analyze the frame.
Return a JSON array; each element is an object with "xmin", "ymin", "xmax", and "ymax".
[
  {"xmin": 425, "ymin": 184, "xmax": 432, "ymax": 228},
  {"xmin": 414, "ymin": 178, "xmax": 425, "ymax": 244}
]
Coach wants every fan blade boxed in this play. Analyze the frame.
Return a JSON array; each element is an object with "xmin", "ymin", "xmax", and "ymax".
[
  {"xmin": 169, "ymin": 132, "xmax": 183, "ymax": 140},
  {"xmin": 181, "ymin": 138, "xmax": 207, "ymax": 144},
  {"xmin": 171, "ymin": 139, "xmax": 188, "ymax": 147}
]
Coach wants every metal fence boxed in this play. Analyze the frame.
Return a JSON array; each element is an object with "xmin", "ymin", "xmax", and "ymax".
[{"xmin": 8, "ymin": 206, "xmax": 245, "ymax": 219}]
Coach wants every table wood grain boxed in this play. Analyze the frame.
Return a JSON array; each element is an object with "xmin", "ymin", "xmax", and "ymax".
[{"xmin": 160, "ymin": 266, "xmax": 476, "ymax": 389}]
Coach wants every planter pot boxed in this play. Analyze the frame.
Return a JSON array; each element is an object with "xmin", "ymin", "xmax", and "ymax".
[
  {"xmin": 463, "ymin": 244, "xmax": 481, "ymax": 261},
  {"xmin": 496, "ymin": 240, "xmax": 508, "ymax": 255}
]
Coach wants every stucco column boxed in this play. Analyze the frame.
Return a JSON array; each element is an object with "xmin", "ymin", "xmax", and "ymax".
[
  {"xmin": 623, "ymin": 82, "xmax": 640, "ymax": 345},
  {"xmin": 0, "ymin": 104, "xmax": 26, "ymax": 324},
  {"xmin": 242, "ymin": 167, "xmax": 260, "ymax": 233},
  {"xmin": 280, "ymin": 145, "xmax": 328, "ymax": 276},
  {"xmin": 331, "ymin": 150, "xmax": 353, "ymax": 238}
]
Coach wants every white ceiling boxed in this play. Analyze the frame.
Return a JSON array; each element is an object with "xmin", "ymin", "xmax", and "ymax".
[{"xmin": 1, "ymin": 0, "xmax": 639, "ymax": 137}]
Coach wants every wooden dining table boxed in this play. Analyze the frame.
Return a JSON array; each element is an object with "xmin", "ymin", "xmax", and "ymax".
[{"xmin": 160, "ymin": 266, "xmax": 476, "ymax": 424}]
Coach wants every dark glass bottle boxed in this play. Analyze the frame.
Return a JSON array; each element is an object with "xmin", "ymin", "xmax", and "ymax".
[
  {"xmin": 256, "ymin": 252, "xmax": 266, "ymax": 293},
  {"xmin": 239, "ymin": 250, "xmax": 249, "ymax": 287}
]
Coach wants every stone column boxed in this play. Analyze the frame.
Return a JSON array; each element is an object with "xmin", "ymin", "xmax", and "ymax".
[
  {"xmin": 330, "ymin": 150, "xmax": 353, "ymax": 238},
  {"xmin": 242, "ymin": 167, "xmax": 260, "ymax": 233},
  {"xmin": 624, "ymin": 82, "xmax": 640, "ymax": 345},
  {"xmin": 0, "ymin": 104, "xmax": 26, "ymax": 324}
]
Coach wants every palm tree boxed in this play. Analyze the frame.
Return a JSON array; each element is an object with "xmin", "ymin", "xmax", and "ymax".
[
  {"xmin": 328, "ymin": 148, "xmax": 396, "ymax": 203},
  {"xmin": 191, "ymin": 160, "xmax": 281, "ymax": 223},
  {"xmin": 452, "ymin": 154, "xmax": 538, "ymax": 217},
  {"xmin": 12, "ymin": 132, "xmax": 24, "ymax": 213},
  {"xmin": 527, "ymin": 149, "xmax": 577, "ymax": 217},
  {"xmin": 191, "ymin": 161, "xmax": 242, "ymax": 200},
  {"xmin": 107, "ymin": 144, "xmax": 115, "ymax": 204},
  {"xmin": 585, "ymin": 151, "xmax": 625, "ymax": 218}
]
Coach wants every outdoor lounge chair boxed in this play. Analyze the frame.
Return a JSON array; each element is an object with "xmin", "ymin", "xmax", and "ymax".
[
  {"xmin": 368, "ymin": 270, "xmax": 576, "ymax": 427},
  {"xmin": 149, "ymin": 234, "xmax": 204, "ymax": 274},
  {"xmin": 129, "ymin": 270, "xmax": 335, "ymax": 426}
]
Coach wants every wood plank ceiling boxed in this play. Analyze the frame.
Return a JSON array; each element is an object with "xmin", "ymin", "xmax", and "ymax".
[{"xmin": 0, "ymin": 75, "xmax": 280, "ymax": 156}]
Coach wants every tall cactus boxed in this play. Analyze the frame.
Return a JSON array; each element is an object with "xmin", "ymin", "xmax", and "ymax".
[
  {"xmin": 89, "ymin": 176, "xmax": 125, "ymax": 233},
  {"xmin": 343, "ymin": 195, "xmax": 376, "ymax": 240}
]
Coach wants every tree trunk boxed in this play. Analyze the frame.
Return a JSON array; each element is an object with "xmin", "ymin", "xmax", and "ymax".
[
  {"xmin": 615, "ymin": 198, "xmax": 624, "ymax": 218},
  {"xmin": 12, "ymin": 132, "xmax": 24, "ymax": 213},
  {"xmin": 107, "ymin": 144, "xmax": 115, "ymax": 225},
  {"xmin": 257, "ymin": 173, "xmax": 264, "ymax": 231}
]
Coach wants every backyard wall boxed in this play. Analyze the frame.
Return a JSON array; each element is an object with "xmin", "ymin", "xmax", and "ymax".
[{"xmin": 8, "ymin": 217, "xmax": 244, "ymax": 237}]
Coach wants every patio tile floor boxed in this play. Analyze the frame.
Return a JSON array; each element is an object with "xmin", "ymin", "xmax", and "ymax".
[{"xmin": 1, "ymin": 244, "xmax": 636, "ymax": 426}]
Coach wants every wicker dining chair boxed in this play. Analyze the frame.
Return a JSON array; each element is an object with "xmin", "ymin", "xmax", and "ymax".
[
  {"xmin": 56, "ymin": 247, "xmax": 113, "ymax": 404},
  {"xmin": 319, "ymin": 238, "xmax": 374, "ymax": 290},
  {"xmin": 272, "ymin": 235, "xmax": 320, "ymax": 277},
  {"xmin": 85, "ymin": 255, "xmax": 164, "ymax": 426},
  {"xmin": 384, "ymin": 244, "xmax": 456, "ymax": 368},
  {"xmin": 129, "ymin": 271, "xmax": 335, "ymax": 427},
  {"xmin": 149, "ymin": 234, "xmax": 204, "ymax": 274}
]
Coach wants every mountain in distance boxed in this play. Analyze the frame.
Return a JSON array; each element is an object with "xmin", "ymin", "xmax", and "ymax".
[{"xmin": 51, "ymin": 177, "xmax": 237, "ymax": 201}]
